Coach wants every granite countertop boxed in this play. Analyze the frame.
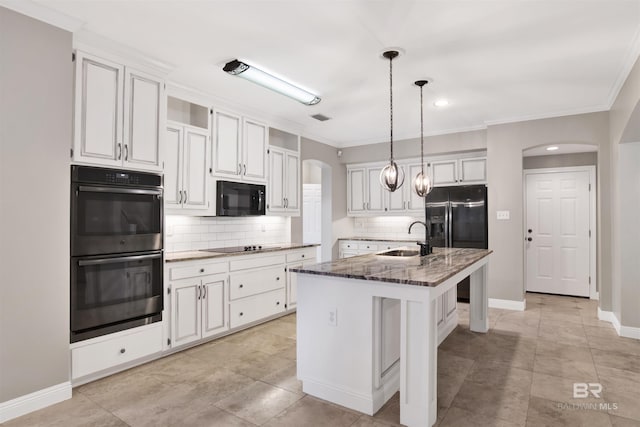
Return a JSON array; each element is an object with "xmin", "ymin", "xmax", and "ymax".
[
  {"xmin": 165, "ymin": 243, "xmax": 318, "ymax": 263},
  {"xmin": 339, "ymin": 237, "xmax": 422, "ymax": 242},
  {"xmin": 290, "ymin": 247, "xmax": 492, "ymax": 287}
]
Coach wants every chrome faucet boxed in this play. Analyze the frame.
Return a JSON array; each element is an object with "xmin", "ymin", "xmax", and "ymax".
[{"xmin": 408, "ymin": 220, "xmax": 432, "ymax": 256}]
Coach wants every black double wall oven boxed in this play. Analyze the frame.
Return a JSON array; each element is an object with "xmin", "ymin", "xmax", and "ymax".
[{"xmin": 71, "ymin": 166, "xmax": 164, "ymax": 343}]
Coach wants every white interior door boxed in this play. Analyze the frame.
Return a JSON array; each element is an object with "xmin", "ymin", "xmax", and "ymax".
[{"xmin": 525, "ymin": 171, "xmax": 591, "ymax": 297}]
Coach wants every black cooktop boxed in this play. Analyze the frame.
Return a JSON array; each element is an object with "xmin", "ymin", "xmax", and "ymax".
[{"xmin": 203, "ymin": 245, "xmax": 280, "ymax": 253}]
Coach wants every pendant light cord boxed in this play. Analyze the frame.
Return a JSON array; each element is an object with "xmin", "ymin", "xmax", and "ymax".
[
  {"xmin": 389, "ymin": 55, "xmax": 394, "ymax": 162},
  {"xmin": 420, "ymin": 85, "xmax": 424, "ymax": 175}
]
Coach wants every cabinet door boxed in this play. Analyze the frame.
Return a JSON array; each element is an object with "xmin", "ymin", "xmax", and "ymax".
[
  {"xmin": 367, "ymin": 167, "xmax": 385, "ymax": 212},
  {"xmin": 268, "ymin": 149, "xmax": 285, "ymax": 211},
  {"xmin": 407, "ymin": 163, "xmax": 427, "ymax": 212},
  {"xmin": 201, "ymin": 275, "xmax": 228, "ymax": 339},
  {"xmin": 348, "ymin": 168, "xmax": 366, "ymax": 214},
  {"xmin": 123, "ymin": 68, "xmax": 164, "ymax": 172},
  {"xmin": 213, "ymin": 110, "xmax": 241, "ymax": 177},
  {"xmin": 182, "ymin": 127, "xmax": 208, "ymax": 210},
  {"xmin": 243, "ymin": 119, "xmax": 267, "ymax": 182},
  {"xmin": 339, "ymin": 250, "xmax": 360, "ymax": 259},
  {"xmin": 460, "ymin": 157, "xmax": 487, "ymax": 183},
  {"xmin": 164, "ymin": 125, "xmax": 183, "ymax": 209},
  {"xmin": 287, "ymin": 263, "xmax": 302, "ymax": 309},
  {"xmin": 170, "ymin": 279, "xmax": 201, "ymax": 347},
  {"xmin": 285, "ymin": 152, "xmax": 300, "ymax": 212},
  {"xmin": 380, "ymin": 298, "xmax": 401, "ymax": 374},
  {"xmin": 73, "ymin": 51, "xmax": 123, "ymax": 167},
  {"xmin": 386, "ymin": 164, "xmax": 407, "ymax": 213},
  {"xmin": 432, "ymin": 160, "xmax": 458, "ymax": 186}
]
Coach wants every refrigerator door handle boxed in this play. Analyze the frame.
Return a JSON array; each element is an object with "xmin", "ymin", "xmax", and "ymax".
[{"xmin": 448, "ymin": 202, "xmax": 453, "ymax": 247}]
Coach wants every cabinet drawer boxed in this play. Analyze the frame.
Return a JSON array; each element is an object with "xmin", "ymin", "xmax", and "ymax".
[
  {"xmin": 170, "ymin": 261, "xmax": 227, "ymax": 281},
  {"xmin": 358, "ymin": 243, "xmax": 378, "ymax": 251},
  {"xmin": 71, "ymin": 324, "xmax": 162, "ymax": 379},
  {"xmin": 230, "ymin": 266, "xmax": 284, "ymax": 300},
  {"xmin": 229, "ymin": 254, "xmax": 285, "ymax": 271},
  {"xmin": 285, "ymin": 247, "xmax": 316, "ymax": 263},
  {"xmin": 339, "ymin": 241, "xmax": 357, "ymax": 250},
  {"xmin": 229, "ymin": 288, "xmax": 286, "ymax": 329}
]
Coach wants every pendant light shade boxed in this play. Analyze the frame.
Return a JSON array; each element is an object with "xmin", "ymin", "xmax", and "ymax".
[
  {"xmin": 380, "ymin": 50, "xmax": 404, "ymax": 192},
  {"xmin": 413, "ymin": 80, "xmax": 432, "ymax": 198}
]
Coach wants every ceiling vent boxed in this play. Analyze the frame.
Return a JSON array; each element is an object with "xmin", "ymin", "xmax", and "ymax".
[{"xmin": 311, "ymin": 114, "xmax": 331, "ymax": 122}]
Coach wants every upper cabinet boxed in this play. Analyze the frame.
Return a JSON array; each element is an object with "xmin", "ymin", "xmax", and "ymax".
[
  {"xmin": 212, "ymin": 109, "xmax": 267, "ymax": 183},
  {"xmin": 268, "ymin": 128, "xmax": 300, "ymax": 216},
  {"xmin": 73, "ymin": 51, "xmax": 164, "ymax": 172},
  {"xmin": 347, "ymin": 153, "xmax": 486, "ymax": 217}
]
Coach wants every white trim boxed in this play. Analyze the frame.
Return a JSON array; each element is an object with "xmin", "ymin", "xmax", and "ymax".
[
  {"xmin": 597, "ymin": 308, "xmax": 640, "ymax": 340},
  {"xmin": 0, "ymin": 382, "xmax": 72, "ymax": 423},
  {"xmin": 300, "ymin": 376, "xmax": 377, "ymax": 415},
  {"xmin": 484, "ymin": 105, "xmax": 608, "ymax": 127},
  {"xmin": 489, "ymin": 298, "xmax": 526, "ymax": 311},
  {"xmin": 0, "ymin": 0, "xmax": 84, "ymax": 32},
  {"xmin": 523, "ymin": 166, "xmax": 597, "ymax": 299},
  {"xmin": 606, "ymin": 25, "xmax": 640, "ymax": 109}
]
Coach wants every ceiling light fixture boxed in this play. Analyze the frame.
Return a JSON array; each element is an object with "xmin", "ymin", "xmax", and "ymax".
[
  {"xmin": 379, "ymin": 50, "xmax": 405, "ymax": 192},
  {"xmin": 223, "ymin": 59, "xmax": 321, "ymax": 106},
  {"xmin": 434, "ymin": 99, "xmax": 449, "ymax": 107},
  {"xmin": 546, "ymin": 146, "xmax": 559, "ymax": 151},
  {"xmin": 414, "ymin": 80, "xmax": 433, "ymax": 198}
]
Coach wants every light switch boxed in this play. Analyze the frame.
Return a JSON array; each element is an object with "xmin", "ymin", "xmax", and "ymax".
[{"xmin": 497, "ymin": 210, "xmax": 510, "ymax": 220}]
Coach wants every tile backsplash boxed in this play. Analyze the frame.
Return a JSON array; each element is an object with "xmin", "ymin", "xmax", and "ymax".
[
  {"xmin": 165, "ymin": 215, "xmax": 291, "ymax": 253},
  {"xmin": 352, "ymin": 216, "xmax": 425, "ymax": 241}
]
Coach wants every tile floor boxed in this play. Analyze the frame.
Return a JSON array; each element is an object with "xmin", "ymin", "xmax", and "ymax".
[{"xmin": 5, "ymin": 293, "xmax": 640, "ymax": 426}]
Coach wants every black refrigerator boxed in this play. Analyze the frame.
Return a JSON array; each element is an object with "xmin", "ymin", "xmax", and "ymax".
[{"xmin": 425, "ymin": 185, "xmax": 488, "ymax": 302}]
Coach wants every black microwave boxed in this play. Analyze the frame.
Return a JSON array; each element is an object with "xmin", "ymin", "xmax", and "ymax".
[{"xmin": 216, "ymin": 180, "xmax": 266, "ymax": 216}]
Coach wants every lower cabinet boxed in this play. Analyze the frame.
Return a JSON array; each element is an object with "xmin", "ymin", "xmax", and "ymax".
[
  {"xmin": 285, "ymin": 247, "xmax": 317, "ymax": 310},
  {"xmin": 229, "ymin": 288, "xmax": 286, "ymax": 329},
  {"xmin": 71, "ymin": 323, "xmax": 162, "ymax": 381},
  {"xmin": 170, "ymin": 272, "xmax": 228, "ymax": 348}
]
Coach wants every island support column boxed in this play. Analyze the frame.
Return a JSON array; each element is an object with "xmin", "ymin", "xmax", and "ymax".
[
  {"xmin": 399, "ymin": 295, "xmax": 438, "ymax": 427},
  {"xmin": 469, "ymin": 264, "xmax": 489, "ymax": 333}
]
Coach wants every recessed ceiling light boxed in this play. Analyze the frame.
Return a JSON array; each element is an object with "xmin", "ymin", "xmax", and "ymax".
[
  {"xmin": 434, "ymin": 99, "xmax": 449, "ymax": 107},
  {"xmin": 546, "ymin": 146, "xmax": 559, "ymax": 151}
]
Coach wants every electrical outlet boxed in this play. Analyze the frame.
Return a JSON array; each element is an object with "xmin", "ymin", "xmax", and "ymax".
[
  {"xmin": 497, "ymin": 210, "xmax": 510, "ymax": 220},
  {"xmin": 328, "ymin": 308, "xmax": 337, "ymax": 327}
]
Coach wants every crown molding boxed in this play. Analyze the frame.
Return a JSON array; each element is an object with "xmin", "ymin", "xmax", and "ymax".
[
  {"xmin": 606, "ymin": 25, "xmax": 640, "ymax": 109},
  {"xmin": 0, "ymin": 0, "xmax": 84, "ymax": 32},
  {"xmin": 483, "ymin": 105, "xmax": 609, "ymax": 127}
]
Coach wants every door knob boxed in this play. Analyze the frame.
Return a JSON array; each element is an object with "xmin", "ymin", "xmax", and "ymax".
[{"xmin": 527, "ymin": 237, "xmax": 533, "ymax": 242}]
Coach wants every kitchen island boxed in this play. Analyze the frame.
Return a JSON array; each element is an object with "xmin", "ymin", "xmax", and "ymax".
[{"xmin": 290, "ymin": 247, "xmax": 492, "ymax": 427}]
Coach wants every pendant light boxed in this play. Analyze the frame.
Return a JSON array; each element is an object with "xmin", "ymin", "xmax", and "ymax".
[
  {"xmin": 413, "ymin": 80, "xmax": 433, "ymax": 198},
  {"xmin": 379, "ymin": 50, "xmax": 405, "ymax": 192}
]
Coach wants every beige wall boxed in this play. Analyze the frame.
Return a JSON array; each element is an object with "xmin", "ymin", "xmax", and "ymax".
[
  {"xmin": 292, "ymin": 138, "xmax": 353, "ymax": 260},
  {"xmin": 609, "ymin": 55, "xmax": 640, "ymax": 328},
  {"xmin": 523, "ymin": 152, "xmax": 597, "ymax": 170},
  {"xmin": 486, "ymin": 112, "xmax": 610, "ymax": 303},
  {"xmin": 0, "ymin": 8, "xmax": 72, "ymax": 402},
  {"xmin": 339, "ymin": 129, "xmax": 486, "ymax": 164}
]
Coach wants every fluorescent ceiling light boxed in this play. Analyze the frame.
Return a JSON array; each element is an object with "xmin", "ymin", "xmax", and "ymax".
[
  {"xmin": 223, "ymin": 59, "xmax": 321, "ymax": 106},
  {"xmin": 546, "ymin": 146, "xmax": 559, "ymax": 151},
  {"xmin": 434, "ymin": 99, "xmax": 449, "ymax": 107}
]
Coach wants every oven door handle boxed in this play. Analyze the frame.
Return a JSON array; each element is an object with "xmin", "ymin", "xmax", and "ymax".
[
  {"xmin": 78, "ymin": 185, "xmax": 162, "ymax": 196},
  {"xmin": 78, "ymin": 253, "xmax": 162, "ymax": 266}
]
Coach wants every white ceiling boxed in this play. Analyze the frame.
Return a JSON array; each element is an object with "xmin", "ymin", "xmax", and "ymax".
[{"xmin": 22, "ymin": 0, "xmax": 640, "ymax": 147}]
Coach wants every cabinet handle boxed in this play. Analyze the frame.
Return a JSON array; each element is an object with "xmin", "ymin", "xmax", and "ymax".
[
  {"xmin": 178, "ymin": 190, "xmax": 183, "ymax": 204},
  {"xmin": 183, "ymin": 191, "xmax": 188, "ymax": 203},
  {"xmin": 384, "ymin": 208, "xmax": 388, "ymax": 211},
  {"xmin": 239, "ymin": 284, "xmax": 244, "ymax": 288},
  {"xmin": 243, "ymin": 164, "xmax": 247, "ymax": 175},
  {"xmin": 197, "ymin": 285, "xmax": 201, "ymax": 300},
  {"xmin": 117, "ymin": 143, "xmax": 122, "ymax": 160},
  {"xmin": 276, "ymin": 277, "xmax": 280, "ymax": 281},
  {"xmin": 124, "ymin": 144, "xmax": 129, "ymax": 161},
  {"xmin": 276, "ymin": 301, "xmax": 280, "ymax": 306},
  {"xmin": 239, "ymin": 312, "xmax": 244, "ymax": 317},
  {"xmin": 120, "ymin": 348, "xmax": 126, "ymax": 354},
  {"xmin": 301, "ymin": 254, "xmax": 305, "ymax": 258},
  {"xmin": 200, "ymin": 268, "xmax": 205, "ymax": 273},
  {"xmin": 238, "ymin": 163, "xmax": 242, "ymax": 175},
  {"xmin": 362, "ymin": 202, "xmax": 365, "ymax": 210},
  {"xmin": 202, "ymin": 286, "xmax": 206, "ymax": 299}
]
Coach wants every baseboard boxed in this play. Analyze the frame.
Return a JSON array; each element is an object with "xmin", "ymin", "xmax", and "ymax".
[
  {"xmin": 597, "ymin": 308, "xmax": 640, "ymax": 340},
  {"xmin": 489, "ymin": 298, "xmax": 525, "ymax": 311},
  {"xmin": 300, "ymin": 376, "xmax": 375, "ymax": 415},
  {"xmin": 0, "ymin": 382, "xmax": 71, "ymax": 423}
]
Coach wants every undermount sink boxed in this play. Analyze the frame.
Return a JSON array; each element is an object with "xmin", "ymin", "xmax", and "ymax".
[{"xmin": 379, "ymin": 249, "xmax": 420, "ymax": 257}]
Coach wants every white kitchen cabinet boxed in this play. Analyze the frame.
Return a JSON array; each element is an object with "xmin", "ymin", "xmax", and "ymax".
[
  {"xmin": 347, "ymin": 165, "xmax": 389, "ymax": 215},
  {"xmin": 406, "ymin": 162, "xmax": 428, "ymax": 213},
  {"xmin": 213, "ymin": 110, "xmax": 267, "ymax": 183},
  {"xmin": 432, "ymin": 157, "xmax": 487, "ymax": 186},
  {"xmin": 268, "ymin": 147, "xmax": 300, "ymax": 215},
  {"xmin": 164, "ymin": 123, "xmax": 209, "ymax": 211},
  {"xmin": 169, "ymin": 271, "xmax": 228, "ymax": 348},
  {"xmin": 347, "ymin": 168, "xmax": 366, "ymax": 214},
  {"xmin": 73, "ymin": 51, "xmax": 164, "ymax": 172},
  {"xmin": 285, "ymin": 247, "xmax": 317, "ymax": 309}
]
